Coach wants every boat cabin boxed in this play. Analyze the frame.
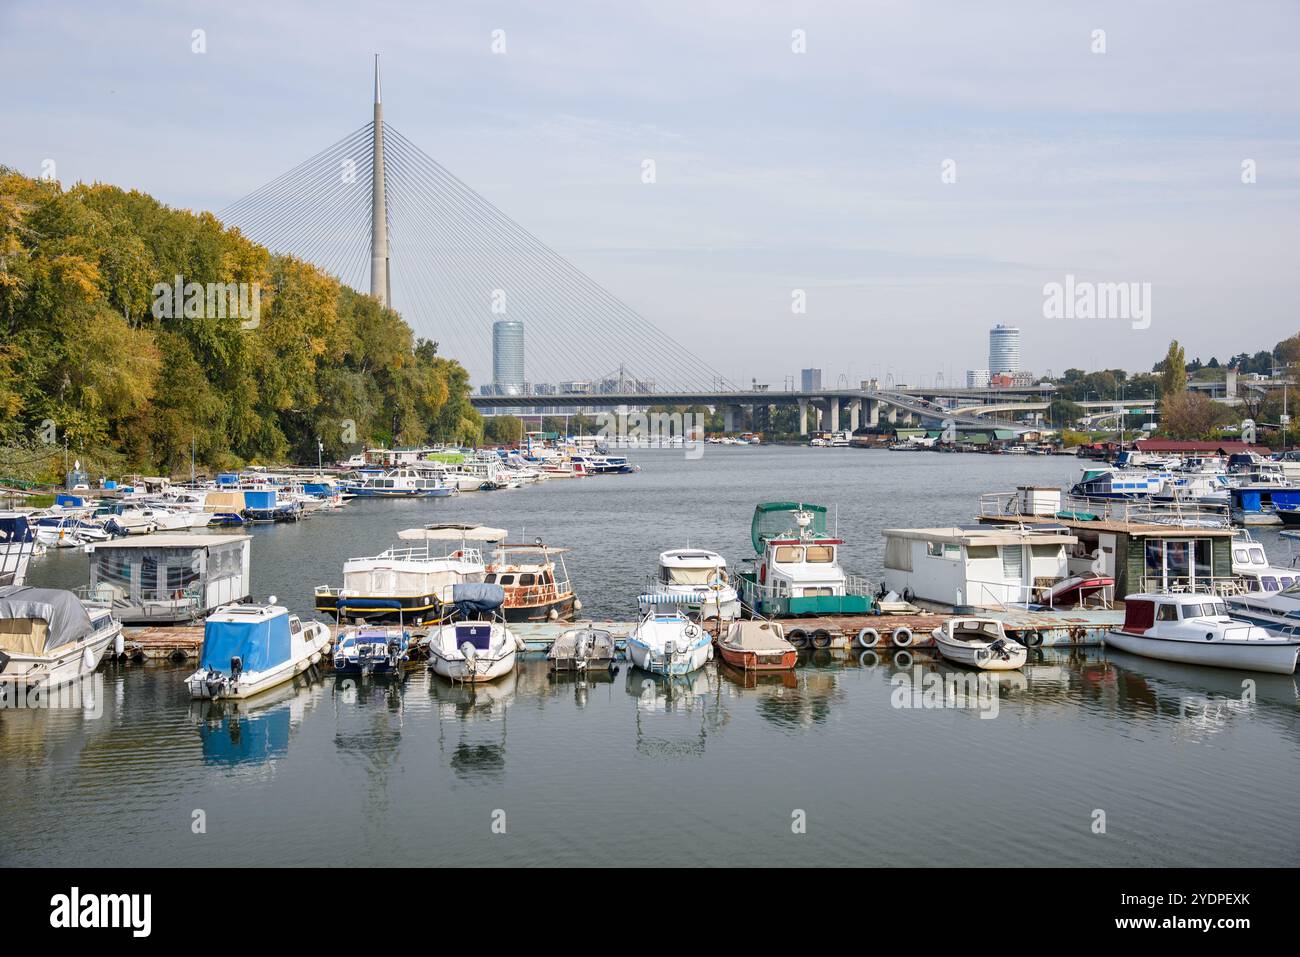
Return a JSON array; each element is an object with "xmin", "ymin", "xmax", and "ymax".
[
  {"xmin": 882, "ymin": 524, "xmax": 1077, "ymax": 608},
  {"xmin": 657, "ymin": 549, "xmax": 728, "ymax": 588},
  {"xmin": 737, "ymin": 502, "xmax": 873, "ymax": 616},
  {"xmin": 86, "ymin": 533, "xmax": 251, "ymax": 624}
]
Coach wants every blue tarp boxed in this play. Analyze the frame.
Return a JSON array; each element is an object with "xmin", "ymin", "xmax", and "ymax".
[
  {"xmin": 243, "ymin": 490, "xmax": 277, "ymax": 510},
  {"xmin": 200, "ymin": 612, "xmax": 291, "ymax": 673},
  {"xmin": 451, "ymin": 582, "xmax": 504, "ymax": 616}
]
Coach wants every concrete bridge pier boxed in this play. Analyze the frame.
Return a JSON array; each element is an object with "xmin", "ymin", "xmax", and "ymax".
[
  {"xmin": 848, "ymin": 399, "xmax": 861, "ymax": 433},
  {"xmin": 829, "ymin": 398, "xmax": 840, "ymax": 433},
  {"xmin": 798, "ymin": 398, "xmax": 808, "ymax": 436},
  {"xmin": 724, "ymin": 404, "xmax": 743, "ymax": 433},
  {"xmin": 866, "ymin": 397, "xmax": 879, "ymax": 428}
]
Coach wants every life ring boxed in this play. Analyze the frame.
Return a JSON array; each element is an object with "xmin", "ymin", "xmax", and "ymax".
[
  {"xmin": 787, "ymin": 628, "xmax": 808, "ymax": 649},
  {"xmin": 891, "ymin": 626, "xmax": 914, "ymax": 648},
  {"xmin": 856, "ymin": 627, "xmax": 881, "ymax": 649},
  {"xmin": 1022, "ymin": 630, "xmax": 1043, "ymax": 648},
  {"xmin": 810, "ymin": 629, "xmax": 832, "ymax": 649}
]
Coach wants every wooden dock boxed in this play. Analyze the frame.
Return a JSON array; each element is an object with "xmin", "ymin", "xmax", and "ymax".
[{"xmin": 119, "ymin": 605, "xmax": 1123, "ymax": 664}]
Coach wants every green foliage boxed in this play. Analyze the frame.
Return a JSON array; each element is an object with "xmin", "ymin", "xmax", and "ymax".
[{"xmin": 0, "ymin": 169, "xmax": 480, "ymax": 479}]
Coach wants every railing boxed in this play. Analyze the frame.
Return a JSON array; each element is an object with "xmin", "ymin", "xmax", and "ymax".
[
  {"xmin": 979, "ymin": 489, "xmax": 1230, "ymax": 528},
  {"xmin": 77, "ymin": 584, "xmax": 204, "ymax": 620},
  {"xmin": 1132, "ymin": 575, "xmax": 1246, "ymax": 597},
  {"xmin": 962, "ymin": 576, "xmax": 1113, "ymax": 612},
  {"xmin": 739, "ymin": 575, "xmax": 876, "ymax": 603},
  {"xmin": 376, "ymin": 545, "xmax": 484, "ymax": 564}
]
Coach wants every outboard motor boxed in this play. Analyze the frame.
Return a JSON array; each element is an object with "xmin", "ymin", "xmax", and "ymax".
[
  {"xmin": 230, "ymin": 656, "xmax": 243, "ymax": 684},
  {"xmin": 664, "ymin": 639, "xmax": 677, "ymax": 659},
  {"xmin": 574, "ymin": 630, "xmax": 592, "ymax": 663}
]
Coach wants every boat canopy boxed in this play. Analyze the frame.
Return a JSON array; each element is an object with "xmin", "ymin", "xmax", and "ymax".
[
  {"xmin": 0, "ymin": 515, "xmax": 34, "ymax": 543},
  {"xmin": 398, "ymin": 524, "xmax": 507, "ymax": 541},
  {"xmin": 201, "ymin": 607, "xmax": 291, "ymax": 672},
  {"xmin": 750, "ymin": 502, "xmax": 828, "ymax": 554},
  {"xmin": 0, "ymin": 585, "xmax": 94, "ymax": 654},
  {"xmin": 451, "ymin": 582, "xmax": 505, "ymax": 615}
]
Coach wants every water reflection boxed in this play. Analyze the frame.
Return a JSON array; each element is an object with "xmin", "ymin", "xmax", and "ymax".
[
  {"xmin": 428, "ymin": 669, "xmax": 517, "ymax": 780},
  {"xmin": 549, "ymin": 665, "xmax": 619, "ymax": 710},
  {"xmin": 192, "ymin": 675, "xmax": 324, "ymax": 769},
  {"xmin": 625, "ymin": 666, "xmax": 727, "ymax": 757}
]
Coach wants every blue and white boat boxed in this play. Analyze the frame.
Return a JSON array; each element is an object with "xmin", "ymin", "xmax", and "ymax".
[
  {"xmin": 625, "ymin": 597, "xmax": 712, "ymax": 675},
  {"xmin": 332, "ymin": 625, "xmax": 411, "ymax": 676},
  {"xmin": 0, "ymin": 514, "xmax": 38, "ymax": 587},
  {"xmin": 425, "ymin": 584, "xmax": 521, "ymax": 683},
  {"xmin": 1071, "ymin": 468, "xmax": 1168, "ymax": 500},
  {"xmin": 187, "ymin": 600, "xmax": 331, "ymax": 700},
  {"xmin": 1228, "ymin": 485, "xmax": 1300, "ymax": 526},
  {"xmin": 341, "ymin": 468, "xmax": 457, "ymax": 498}
]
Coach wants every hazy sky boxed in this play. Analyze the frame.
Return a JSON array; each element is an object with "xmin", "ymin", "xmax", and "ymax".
[{"xmin": 4, "ymin": 0, "xmax": 1298, "ymax": 388}]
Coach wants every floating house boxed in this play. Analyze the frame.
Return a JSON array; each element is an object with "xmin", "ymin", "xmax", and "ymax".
[{"xmin": 86, "ymin": 534, "xmax": 252, "ymax": 624}]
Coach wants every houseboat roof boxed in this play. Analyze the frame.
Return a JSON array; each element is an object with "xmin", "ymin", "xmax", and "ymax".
[
  {"xmin": 397, "ymin": 524, "xmax": 507, "ymax": 541},
  {"xmin": 883, "ymin": 525, "xmax": 1076, "ymax": 546},
  {"xmin": 979, "ymin": 514, "xmax": 1236, "ymax": 538},
  {"xmin": 89, "ymin": 533, "xmax": 251, "ymax": 549}
]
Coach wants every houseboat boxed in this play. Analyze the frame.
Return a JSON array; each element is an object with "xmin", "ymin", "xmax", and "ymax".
[
  {"xmin": 483, "ymin": 540, "xmax": 579, "ymax": 622},
  {"xmin": 1105, "ymin": 593, "xmax": 1300, "ymax": 674},
  {"xmin": 84, "ymin": 534, "xmax": 252, "ymax": 625},
  {"xmin": 1228, "ymin": 485, "xmax": 1300, "ymax": 525},
  {"xmin": 0, "ymin": 585, "xmax": 123, "ymax": 689},
  {"xmin": 186, "ymin": 601, "xmax": 331, "ymax": 699},
  {"xmin": 736, "ymin": 502, "xmax": 874, "ymax": 617},
  {"xmin": 314, "ymin": 525, "xmax": 495, "ymax": 624},
  {"xmin": 1071, "ymin": 468, "xmax": 1168, "ymax": 500},
  {"xmin": 880, "ymin": 524, "xmax": 1102, "ymax": 609},
  {"xmin": 653, "ymin": 548, "xmax": 741, "ymax": 621}
]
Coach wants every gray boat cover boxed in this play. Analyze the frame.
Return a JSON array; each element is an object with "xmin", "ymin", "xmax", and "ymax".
[
  {"xmin": 0, "ymin": 585, "xmax": 95, "ymax": 653},
  {"xmin": 451, "ymin": 582, "xmax": 505, "ymax": 614}
]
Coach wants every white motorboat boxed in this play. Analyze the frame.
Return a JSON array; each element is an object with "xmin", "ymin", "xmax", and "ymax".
[
  {"xmin": 1225, "ymin": 581, "xmax": 1300, "ymax": 637},
  {"xmin": 625, "ymin": 598, "xmax": 712, "ymax": 675},
  {"xmin": 0, "ymin": 585, "xmax": 123, "ymax": 689},
  {"xmin": 425, "ymin": 583, "xmax": 522, "ymax": 683},
  {"xmin": 931, "ymin": 617, "xmax": 1028, "ymax": 671},
  {"xmin": 332, "ymin": 625, "xmax": 411, "ymax": 677},
  {"xmin": 1105, "ymin": 593, "xmax": 1300, "ymax": 675},
  {"xmin": 186, "ymin": 600, "xmax": 331, "ymax": 699},
  {"xmin": 1, "ymin": 514, "xmax": 41, "ymax": 585},
  {"xmin": 1230, "ymin": 532, "xmax": 1298, "ymax": 594},
  {"xmin": 653, "ymin": 548, "xmax": 741, "ymax": 621}
]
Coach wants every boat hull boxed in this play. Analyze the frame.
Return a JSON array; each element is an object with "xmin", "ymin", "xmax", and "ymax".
[
  {"xmin": 1104, "ymin": 629, "xmax": 1299, "ymax": 675},
  {"xmin": 626, "ymin": 635, "xmax": 711, "ymax": 675},
  {"xmin": 932, "ymin": 636, "xmax": 1027, "ymax": 671},
  {"xmin": 0, "ymin": 625, "xmax": 120, "ymax": 689},
  {"xmin": 715, "ymin": 643, "xmax": 796, "ymax": 671},
  {"xmin": 502, "ymin": 595, "xmax": 576, "ymax": 623},
  {"xmin": 428, "ymin": 647, "xmax": 516, "ymax": 683}
]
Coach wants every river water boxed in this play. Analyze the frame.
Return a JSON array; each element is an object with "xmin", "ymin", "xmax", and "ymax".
[{"xmin": 3, "ymin": 447, "xmax": 1298, "ymax": 866}]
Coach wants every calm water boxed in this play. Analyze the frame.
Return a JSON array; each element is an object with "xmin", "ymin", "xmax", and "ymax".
[{"xmin": 4, "ymin": 448, "xmax": 1299, "ymax": 866}]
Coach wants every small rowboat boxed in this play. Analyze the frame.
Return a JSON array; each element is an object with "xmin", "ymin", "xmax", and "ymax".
[
  {"xmin": 931, "ymin": 618, "xmax": 1027, "ymax": 671},
  {"xmin": 715, "ymin": 620, "xmax": 797, "ymax": 671}
]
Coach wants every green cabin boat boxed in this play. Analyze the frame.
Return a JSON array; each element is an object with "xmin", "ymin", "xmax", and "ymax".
[{"xmin": 736, "ymin": 502, "xmax": 875, "ymax": 617}]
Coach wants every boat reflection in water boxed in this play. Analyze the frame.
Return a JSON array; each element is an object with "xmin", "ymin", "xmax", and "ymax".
[
  {"xmin": 191, "ymin": 677, "xmax": 324, "ymax": 769},
  {"xmin": 624, "ymin": 667, "xmax": 727, "ymax": 757},
  {"xmin": 428, "ymin": 667, "xmax": 517, "ymax": 781}
]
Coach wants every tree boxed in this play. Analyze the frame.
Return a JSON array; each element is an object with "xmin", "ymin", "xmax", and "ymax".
[
  {"xmin": 1161, "ymin": 392, "xmax": 1232, "ymax": 439},
  {"xmin": 1159, "ymin": 340, "xmax": 1187, "ymax": 397}
]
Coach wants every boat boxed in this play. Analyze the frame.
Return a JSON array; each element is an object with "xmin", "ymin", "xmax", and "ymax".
[
  {"xmin": 1224, "ymin": 581, "xmax": 1300, "ymax": 637},
  {"xmin": 315, "ymin": 524, "xmax": 496, "ymax": 623},
  {"xmin": 736, "ymin": 502, "xmax": 874, "ymax": 617},
  {"xmin": 0, "ymin": 585, "xmax": 123, "ymax": 689},
  {"xmin": 546, "ymin": 626, "xmax": 617, "ymax": 673},
  {"xmin": 1228, "ymin": 485, "xmax": 1300, "ymax": 525},
  {"xmin": 425, "ymin": 583, "xmax": 522, "ymax": 683},
  {"xmin": 332, "ymin": 625, "xmax": 411, "ymax": 676},
  {"xmin": 1104, "ymin": 593, "xmax": 1300, "ymax": 674},
  {"xmin": 84, "ymin": 534, "xmax": 253, "ymax": 625},
  {"xmin": 625, "ymin": 597, "xmax": 712, "ymax": 675},
  {"xmin": 484, "ymin": 539, "xmax": 579, "ymax": 622},
  {"xmin": 654, "ymin": 548, "xmax": 741, "ymax": 621},
  {"xmin": 0, "ymin": 514, "xmax": 39, "ymax": 587},
  {"xmin": 930, "ymin": 617, "xmax": 1028, "ymax": 670},
  {"xmin": 1070, "ymin": 468, "xmax": 1168, "ymax": 500},
  {"xmin": 340, "ymin": 468, "xmax": 457, "ymax": 498},
  {"xmin": 714, "ymin": 619, "xmax": 797, "ymax": 671},
  {"xmin": 186, "ymin": 599, "xmax": 331, "ymax": 699},
  {"xmin": 1277, "ymin": 503, "xmax": 1300, "ymax": 527},
  {"xmin": 1230, "ymin": 531, "xmax": 1298, "ymax": 593}
]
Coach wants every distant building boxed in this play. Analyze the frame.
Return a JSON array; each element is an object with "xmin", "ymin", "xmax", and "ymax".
[
  {"xmin": 801, "ymin": 368, "xmax": 822, "ymax": 392},
  {"xmin": 967, "ymin": 369, "xmax": 991, "ymax": 389},
  {"xmin": 989, "ymin": 325, "xmax": 1020, "ymax": 373},
  {"xmin": 492, "ymin": 319, "xmax": 525, "ymax": 396}
]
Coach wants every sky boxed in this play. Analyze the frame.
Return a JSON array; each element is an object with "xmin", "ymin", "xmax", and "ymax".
[{"xmin": 3, "ymin": 0, "xmax": 1298, "ymax": 389}]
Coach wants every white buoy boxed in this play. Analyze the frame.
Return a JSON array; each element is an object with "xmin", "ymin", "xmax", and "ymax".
[{"xmin": 114, "ymin": 632, "xmax": 125, "ymax": 657}]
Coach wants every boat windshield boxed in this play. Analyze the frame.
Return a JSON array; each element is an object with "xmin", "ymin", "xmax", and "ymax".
[{"xmin": 663, "ymin": 566, "xmax": 721, "ymax": 586}]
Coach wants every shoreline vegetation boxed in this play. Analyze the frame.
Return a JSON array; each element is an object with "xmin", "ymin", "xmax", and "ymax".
[{"xmin": 0, "ymin": 168, "xmax": 481, "ymax": 485}]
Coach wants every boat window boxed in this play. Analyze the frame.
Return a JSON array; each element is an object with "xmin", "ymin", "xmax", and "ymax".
[
  {"xmin": 1262, "ymin": 576, "xmax": 1279, "ymax": 591},
  {"xmin": 1282, "ymin": 577, "xmax": 1295, "ymax": 590},
  {"xmin": 1248, "ymin": 548, "xmax": 1266, "ymax": 564},
  {"xmin": 1156, "ymin": 604, "xmax": 1178, "ymax": 621},
  {"xmin": 802, "ymin": 587, "xmax": 832, "ymax": 597},
  {"xmin": 483, "ymin": 573, "xmax": 497, "ymax": 583},
  {"xmin": 965, "ymin": 545, "xmax": 997, "ymax": 560},
  {"xmin": 290, "ymin": 618, "xmax": 302, "ymax": 634},
  {"xmin": 1031, "ymin": 544, "xmax": 1063, "ymax": 559},
  {"xmin": 1234, "ymin": 548, "xmax": 1249, "ymax": 563},
  {"xmin": 1179, "ymin": 604, "xmax": 1204, "ymax": 619},
  {"xmin": 927, "ymin": 542, "xmax": 960, "ymax": 560},
  {"xmin": 498, "ymin": 575, "xmax": 515, "ymax": 585},
  {"xmin": 519, "ymin": 573, "xmax": 536, "ymax": 586},
  {"xmin": 774, "ymin": 546, "xmax": 803, "ymax": 563},
  {"xmin": 1210, "ymin": 602, "xmax": 1229, "ymax": 616},
  {"xmin": 665, "ymin": 566, "xmax": 716, "ymax": 586},
  {"xmin": 805, "ymin": 545, "xmax": 834, "ymax": 563}
]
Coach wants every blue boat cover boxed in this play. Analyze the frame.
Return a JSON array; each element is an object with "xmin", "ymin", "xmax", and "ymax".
[
  {"xmin": 243, "ymin": 490, "xmax": 277, "ymax": 509},
  {"xmin": 451, "ymin": 582, "xmax": 504, "ymax": 615},
  {"xmin": 455, "ymin": 623, "xmax": 494, "ymax": 649},
  {"xmin": 201, "ymin": 611, "xmax": 291, "ymax": 672}
]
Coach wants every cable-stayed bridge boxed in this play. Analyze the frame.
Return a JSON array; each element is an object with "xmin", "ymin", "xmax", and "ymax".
[{"xmin": 219, "ymin": 58, "xmax": 1045, "ymax": 433}]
